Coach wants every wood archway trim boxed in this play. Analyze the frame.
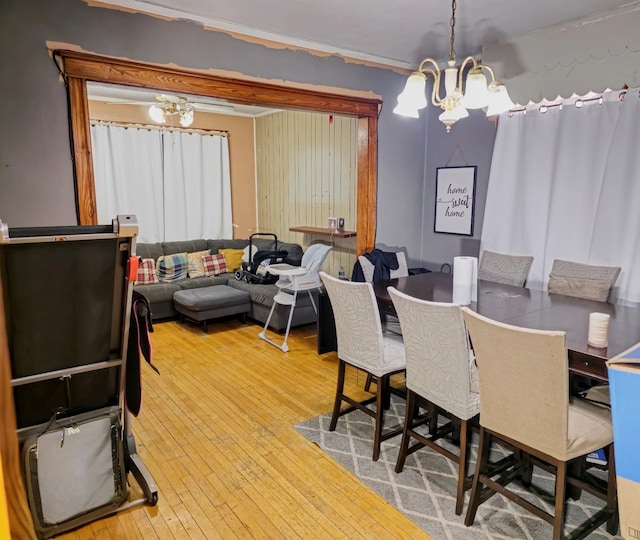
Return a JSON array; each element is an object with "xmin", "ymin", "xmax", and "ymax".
[{"xmin": 56, "ymin": 50, "xmax": 379, "ymax": 254}]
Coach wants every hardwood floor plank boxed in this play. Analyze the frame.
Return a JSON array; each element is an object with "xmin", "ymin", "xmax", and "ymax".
[{"xmin": 56, "ymin": 319, "xmax": 430, "ymax": 539}]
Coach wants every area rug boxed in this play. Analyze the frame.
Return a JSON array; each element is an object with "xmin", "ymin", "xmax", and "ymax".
[{"xmin": 294, "ymin": 396, "xmax": 620, "ymax": 540}]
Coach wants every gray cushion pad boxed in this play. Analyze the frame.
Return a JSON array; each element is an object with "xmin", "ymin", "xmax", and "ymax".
[{"xmin": 173, "ymin": 285, "xmax": 250, "ymax": 311}]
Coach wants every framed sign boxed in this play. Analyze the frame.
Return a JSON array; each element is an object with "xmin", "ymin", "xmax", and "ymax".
[{"xmin": 434, "ymin": 166, "xmax": 477, "ymax": 236}]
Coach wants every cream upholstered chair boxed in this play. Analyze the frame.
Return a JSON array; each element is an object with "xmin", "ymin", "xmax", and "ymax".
[
  {"xmin": 319, "ymin": 272, "xmax": 406, "ymax": 461},
  {"xmin": 547, "ymin": 259, "xmax": 620, "ymax": 302},
  {"xmin": 478, "ymin": 250, "xmax": 533, "ymax": 287},
  {"xmin": 461, "ymin": 308, "xmax": 618, "ymax": 539},
  {"xmin": 389, "ymin": 287, "xmax": 479, "ymax": 515}
]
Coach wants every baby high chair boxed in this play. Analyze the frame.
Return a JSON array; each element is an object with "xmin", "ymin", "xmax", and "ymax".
[{"xmin": 258, "ymin": 243, "xmax": 332, "ymax": 352}]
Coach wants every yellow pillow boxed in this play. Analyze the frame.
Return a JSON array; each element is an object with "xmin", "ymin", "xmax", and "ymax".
[{"xmin": 218, "ymin": 248, "xmax": 244, "ymax": 272}]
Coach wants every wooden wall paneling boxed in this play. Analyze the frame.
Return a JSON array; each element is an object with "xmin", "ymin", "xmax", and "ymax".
[{"xmin": 255, "ymin": 111, "xmax": 357, "ymax": 277}]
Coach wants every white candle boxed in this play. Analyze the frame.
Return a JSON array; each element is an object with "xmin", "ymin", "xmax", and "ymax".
[{"xmin": 588, "ymin": 312, "xmax": 610, "ymax": 348}]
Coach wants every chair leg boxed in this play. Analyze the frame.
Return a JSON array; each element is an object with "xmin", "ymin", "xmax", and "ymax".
[
  {"xmin": 381, "ymin": 375, "xmax": 391, "ymax": 410},
  {"xmin": 464, "ymin": 427, "xmax": 490, "ymax": 527},
  {"xmin": 372, "ymin": 375, "xmax": 385, "ymax": 461},
  {"xmin": 427, "ymin": 402, "xmax": 438, "ymax": 433},
  {"xmin": 552, "ymin": 461, "xmax": 567, "ymax": 540},
  {"xmin": 395, "ymin": 389, "xmax": 415, "ymax": 473},
  {"xmin": 329, "ymin": 360, "xmax": 346, "ymax": 431},
  {"xmin": 520, "ymin": 451, "xmax": 533, "ymax": 487},
  {"xmin": 606, "ymin": 444, "xmax": 619, "ymax": 535},
  {"xmin": 455, "ymin": 418, "xmax": 470, "ymax": 516},
  {"xmin": 364, "ymin": 373, "xmax": 374, "ymax": 392}
]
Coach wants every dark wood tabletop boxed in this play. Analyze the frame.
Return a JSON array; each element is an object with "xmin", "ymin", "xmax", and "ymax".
[{"xmin": 373, "ymin": 272, "xmax": 640, "ymax": 382}]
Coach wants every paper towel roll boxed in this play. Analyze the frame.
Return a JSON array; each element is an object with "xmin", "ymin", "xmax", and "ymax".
[{"xmin": 453, "ymin": 256, "xmax": 478, "ymax": 305}]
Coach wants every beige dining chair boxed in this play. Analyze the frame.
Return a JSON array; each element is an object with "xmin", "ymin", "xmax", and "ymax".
[
  {"xmin": 388, "ymin": 287, "xmax": 479, "ymax": 515},
  {"xmin": 319, "ymin": 272, "xmax": 406, "ymax": 461},
  {"xmin": 547, "ymin": 259, "xmax": 621, "ymax": 302},
  {"xmin": 478, "ymin": 250, "xmax": 533, "ymax": 287},
  {"xmin": 358, "ymin": 251, "xmax": 409, "ymax": 283},
  {"xmin": 461, "ymin": 308, "xmax": 618, "ymax": 539}
]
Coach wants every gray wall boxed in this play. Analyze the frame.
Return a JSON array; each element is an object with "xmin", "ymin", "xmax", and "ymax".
[
  {"xmin": 0, "ymin": 0, "xmax": 495, "ymax": 269},
  {"xmin": 419, "ymin": 106, "xmax": 497, "ymax": 271}
]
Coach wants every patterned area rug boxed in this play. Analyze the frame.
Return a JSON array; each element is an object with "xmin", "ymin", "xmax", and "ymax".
[{"xmin": 294, "ymin": 396, "xmax": 620, "ymax": 540}]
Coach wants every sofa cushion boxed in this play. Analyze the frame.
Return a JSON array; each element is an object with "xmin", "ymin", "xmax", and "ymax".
[
  {"xmin": 162, "ymin": 240, "xmax": 209, "ymax": 256},
  {"xmin": 135, "ymin": 258, "xmax": 158, "ymax": 285},
  {"xmin": 157, "ymin": 253, "xmax": 189, "ymax": 282},
  {"xmin": 136, "ymin": 242, "xmax": 164, "ymax": 261},
  {"xmin": 186, "ymin": 249, "xmax": 210, "ymax": 278},
  {"xmin": 134, "ymin": 282, "xmax": 182, "ymax": 304},
  {"xmin": 179, "ymin": 275, "xmax": 231, "ymax": 289},
  {"xmin": 226, "ymin": 279, "xmax": 315, "ymax": 308},
  {"xmin": 207, "ymin": 239, "xmax": 248, "ymax": 254},
  {"xmin": 203, "ymin": 253, "xmax": 228, "ymax": 276}
]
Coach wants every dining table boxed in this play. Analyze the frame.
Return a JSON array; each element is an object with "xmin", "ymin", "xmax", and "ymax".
[{"xmin": 370, "ymin": 272, "xmax": 640, "ymax": 383}]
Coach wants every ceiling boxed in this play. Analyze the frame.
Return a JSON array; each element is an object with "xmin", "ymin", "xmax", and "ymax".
[
  {"xmin": 87, "ymin": 82, "xmax": 277, "ymax": 117},
  {"xmin": 98, "ymin": 0, "xmax": 638, "ymax": 68}
]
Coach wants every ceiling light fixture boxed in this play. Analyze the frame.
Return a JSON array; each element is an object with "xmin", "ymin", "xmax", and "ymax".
[
  {"xmin": 393, "ymin": 0, "xmax": 515, "ymax": 132},
  {"xmin": 148, "ymin": 94, "xmax": 195, "ymax": 127}
]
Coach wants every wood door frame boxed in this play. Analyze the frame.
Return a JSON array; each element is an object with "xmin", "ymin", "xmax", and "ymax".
[{"xmin": 56, "ymin": 50, "xmax": 379, "ymax": 254}]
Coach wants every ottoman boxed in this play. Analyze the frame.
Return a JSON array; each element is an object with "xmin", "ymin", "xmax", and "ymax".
[{"xmin": 173, "ymin": 285, "xmax": 251, "ymax": 332}]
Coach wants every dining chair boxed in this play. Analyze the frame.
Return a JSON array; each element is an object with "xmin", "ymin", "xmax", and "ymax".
[
  {"xmin": 319, "ymin": 272, "xmax": 406, "ymax": 461},
  {"xmin": 461, "ymin": 308, "xmax": 618, "ymax": 540},
  {"xmin": 388, "ymin": 287, "xmax": 479, "ymax": 515},
  {"xmin": 547, "ymin": 259, "xmax": 621, "ymax": 302},
  {"xmin": 358, "ymin": 251, "xmax": 409, "ymax": 283},
  {"xmin": 477, "ymin": 250, "xmax": 533, "ymax": 287},
  {"xmin": 548, "ymin": 259, "xmax": 621, "ymax": 406},
  {"xmin": 359, "ymin": 251, "xmax": 408, "ymax": 340}
]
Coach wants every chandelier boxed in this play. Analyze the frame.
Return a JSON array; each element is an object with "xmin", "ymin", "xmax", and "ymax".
[
  {"xmin": 149, "ymin": 94, "xmax": 195, "ymax": 127},
  {"xmin": 394, "ymin": 0, "xmax": 515, "ymax": 132}
]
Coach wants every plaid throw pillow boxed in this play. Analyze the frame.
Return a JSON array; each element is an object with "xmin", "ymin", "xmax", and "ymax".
[
  {"xmin": 156, "ymin": 252, "xmax": 188, "ymax": 282},
  {"xmin": 135, "ymin": 258, "xmax": 158, "ymax": 285},
  {"xmin": 203, "ymin": 253, "xmax": 228, "ymax": 276}
]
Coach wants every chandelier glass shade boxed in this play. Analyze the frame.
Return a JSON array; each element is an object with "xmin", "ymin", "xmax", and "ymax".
[
  {"xmin": 393, "ymin": 0, "xmax": 515, "ymax": 132},
  {"xmin": 148, "ymin": 96, "xmax": 195, "ymax": 127}
]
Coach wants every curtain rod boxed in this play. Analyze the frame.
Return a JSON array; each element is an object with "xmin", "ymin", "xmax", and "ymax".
[{"xmin": 90, "ymin": 119, "xmax": 228, "ymax": 137}]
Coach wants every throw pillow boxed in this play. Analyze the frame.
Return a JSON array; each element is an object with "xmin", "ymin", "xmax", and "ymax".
[
  {"xmin": 135, "ymin": 258, "xmax": 158, "ymax": 285},
  {"xmin": 203, "ymin": 253, "xmax": 228, "ymax": 276},
  {"xmin": 218, "ymin": 248, "xmax": 244, "ymax": 272},
  {"xmin": 156, "ymin": 252, "xmax": 188, "ymax": 282},
  {"xmin": 186, "ymin": 249, "xmax": 210, "ymax": 278}
]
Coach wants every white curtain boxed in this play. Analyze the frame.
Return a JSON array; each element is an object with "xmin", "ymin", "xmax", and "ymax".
[
  {"xmin": 91, "ymin": 125, "xmax": 164, "ymax": 242},
  {"xmin": 162, "ymin": 131, "xmax": 232, "ymax": 241},
  {"xmin": 481, "ymin": 92, "xmax": 640, "ymax": 304},
  {"xmin": 90, "ymin": 125, "xmax": 232, "ymax": 243}
]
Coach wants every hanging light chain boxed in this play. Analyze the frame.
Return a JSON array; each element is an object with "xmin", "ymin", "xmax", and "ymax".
[{"xmin": 449, "ymin": 0, "xmax": 457, "ymax": 62}]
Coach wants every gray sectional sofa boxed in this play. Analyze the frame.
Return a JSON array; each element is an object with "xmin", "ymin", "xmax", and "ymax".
[{"xmin": 134, "ymin": 238, "xmax": 318, "ymax": 331}]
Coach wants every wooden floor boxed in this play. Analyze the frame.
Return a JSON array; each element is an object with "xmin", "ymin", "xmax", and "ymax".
[{"xmin": 59, "ymin": 318, "xmax": 431, "ymax": 539}]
